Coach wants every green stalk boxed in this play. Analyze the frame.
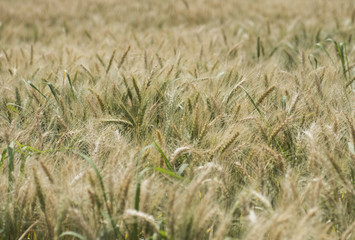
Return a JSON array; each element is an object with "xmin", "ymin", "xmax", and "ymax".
[{"xmin": 76, "ymin": 152, "xmax": 124, "ymax": 239}]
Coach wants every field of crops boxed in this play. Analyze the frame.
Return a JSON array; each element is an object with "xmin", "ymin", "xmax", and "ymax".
[{"xmin": 1, "ymin": 0, "xmax": 355, "ymax": 239}]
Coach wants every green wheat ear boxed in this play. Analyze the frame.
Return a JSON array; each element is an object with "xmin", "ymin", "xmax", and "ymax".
[{"xmin": 44, "ymin": 82, "xmax": 60, "ymax": 107}]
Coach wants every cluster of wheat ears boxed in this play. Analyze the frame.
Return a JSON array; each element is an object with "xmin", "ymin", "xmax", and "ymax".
[{"xmin": 0, "ymin": 0, "xmax": 355, "ymax": 239}]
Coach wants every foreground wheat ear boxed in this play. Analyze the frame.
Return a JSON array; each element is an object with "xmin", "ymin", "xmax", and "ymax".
[{"xmin": 0, "ymin": 0, "xmax": 355, "ymax": 239}]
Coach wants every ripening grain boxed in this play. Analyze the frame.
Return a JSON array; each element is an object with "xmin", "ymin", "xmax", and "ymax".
[{"xmin": 0, "ymin": 0, "xmax": 354, "ymax": 239}]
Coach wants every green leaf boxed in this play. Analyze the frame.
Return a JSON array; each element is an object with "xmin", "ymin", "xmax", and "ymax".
[
  {"xmin": 152, "ymin": 139, "xmax": 174, "ymax": 172},
  {"xmin": 15, "ymin": 141, "xmax": 74, "ymax": 156},
  {"xmin": 118, "ymin": 102, "xmax": 137, "ymax": 127},
  {"xmin": 308, "ymin": 54, "xmax": 318, "ymax": 69},
  {"xmin": 153, "ymin": 167, "xmax": 184, "ymax": 180},
  {"xmin": 136, "ymin": 144, "xmax": 154, "ymax": 166},
  {"xmin": 339, "ymin": 42, "xmax": 347, "ymax": 79},
  {"xmin": 159, "ymin": 230, "xmax": 168, "ymax": 238},
  {"xmin": 20, "ymin": 150, "xmax": 29, "ymax": 178},
  {"xmin": 16, "ymin": 141, "xmax": 43, "ymax": 153},
  {"xmin": 315, "ymin": 42, "xmax": 335, "ymax": 66},
  {"xmin": 135, "ymin": 168, "xmax": 150, "ymax": 210},
  {"xmin": 0, "ymin": 148, "xmax": 6, "ymax": 171},
  {"xmin": 76, "ymin": 152, "xmax": 107, "ymax": 202},
  {"xmin": 28, "ymin": 80, "xmax": 58, "ymax": 110},
  {"xmin": 6, "ymin": 104, "xmax": 18, "ymax": 114},
  {"xmin": 8, "ymin": 141, "xmax": 14, "ymax": 191},
  {"xmin": 59, "ymin": 231, "xmax": 87, "ymax": 240},
  {"xmin": 341, "ymin": 42, "xmax": 350, "ymax": 80},
  {"xmin": 133, "ymin": 168, "xmax": 150, "ymax": 240},
  {"xmin": 327, "ymin": 39, "xmax": 348, "ymax": 80},
  {"xmin": 65, "ymin": 70, "xmax": 76, "ymax": 100},
  {"xmin": 75, "ymin": 152, "xmax": 123, "ymax": 239},
  {"xmin": 239, "ymin": 86, "xmax": 267, "ymax": 123}
]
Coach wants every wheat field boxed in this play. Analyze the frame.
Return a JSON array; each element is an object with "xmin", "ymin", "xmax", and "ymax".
[{"xmin": 0, "ymin": 0, "xmax": 355, "ymax": 239}]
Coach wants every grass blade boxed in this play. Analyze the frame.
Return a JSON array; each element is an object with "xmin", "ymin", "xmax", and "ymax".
[
  {"xmin": 7, "ymin": 104, "xmax": 19, "ymax": 114},
  {"xmin": 0, "ymin": 147, "xmax": 6, "ymax": 172},
  {"xmin": 80, "ymin": 64, "xmax": 95, "ymax": 83},
  {"xmin": 44, "ymin": 82, "xmax": 60, "ymax": 106},
  {"xmin": 15, "ymin": 141, "xmax": 74, "ymax": 155},
  {"xmin": 343, "ymin": 43, "xmax": 350, "ymax": 80},
  {"xmin": 15, "ymin": 141, "xmax": 44, "ymax": 153},
  {"xmin": 8, "ymin": 141, "xmax": 14, "ymax": 192},
  {"xmin": 18, "ymin": 220, "xmax": 39, "ymax": 240},
  {"xmin": 65, "ymin": 70, "xmax": 76, "ymax": 100},
  {"xmin": 135, "ymin": 169, "xmax": 149, "ymax": 210},
  {"xmin": 153, "ymin": 167, "xmax": 184, "ymax": 180},
  {"xmin": 315, "ymin": 42, "xmax": 335, "ymax": 67},
  {"xmin": 28, "ymin": 80, "xmax": 58, "ymax": 110},
  {"xmin": 327, "ymin": 39, "xmax": 348, "ymax": 79},
  {"xmin": 152, "ymin": 139, "xmax": 174, "ymax": 172},
  {"xmin": 239, "ymin": 86, "xmax": 265, "ymax": 118},
  {"xmin": 132, "ymin": 76, "xmax": 142, "ymax": 104},
  {"xmin": 133, "ymin": 168, "xmax": 150, "ymax": 240},
  {"xmin": 136, "ymin": 144, "xmax": 154, "ymax": 166},
  {"xmin": 75, "ymin": 151, "xmax": 123, "ymax": 239},
  {"xmin": 308, "ymin": 54, "xmax": 318, "ymax": 69},
  {"xmin": 119, "ymin": 102, "xmax": 137, "ymax": 127},
  {"xmin": 339, "ymin": 42, "xmax": 347, "ymax": 79},
  {"xmin": 59, "ymin": 231, "xmax": 87, "ymax": 240},
  {"xmin": 19, "ymin": 148, "xmax": 28, "ymax": 179}
]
